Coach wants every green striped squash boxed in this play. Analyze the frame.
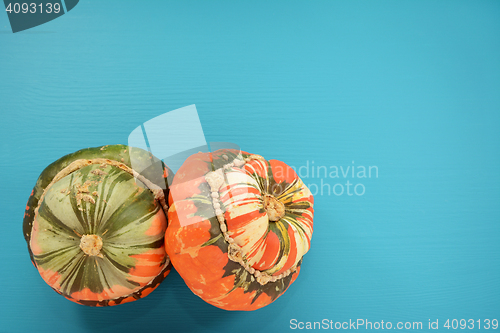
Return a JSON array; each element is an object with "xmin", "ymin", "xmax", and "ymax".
[{"xmin": 23, "ymin": 145, "xmax": 173, "ymax": 306}]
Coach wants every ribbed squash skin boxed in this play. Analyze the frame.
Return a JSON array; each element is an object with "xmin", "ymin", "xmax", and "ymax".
[
  {"xmin": 166, "ymin": 149, "xmax": 314, "ymax": 311},
  {"xmin": 23, "ymin": 145, "xmax": 173, "ymax": 306}
]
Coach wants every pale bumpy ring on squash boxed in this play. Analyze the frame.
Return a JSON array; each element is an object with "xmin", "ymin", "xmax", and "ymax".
[
  {"xmin": 32, "ymin": 158, "xmax": 170, "ymax": 269},
  {"xmin": 204, "ymin": 154, "xmax": 298, "ymax": 286},
  {"xmin": 34, "ymin": 158, "xmax": 168, "ymax": 217}
]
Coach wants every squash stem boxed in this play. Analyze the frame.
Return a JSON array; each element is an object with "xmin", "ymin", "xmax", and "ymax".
[
  {"xmin": 263, "ymin": 194, "xmax": 285, "ymax": 222},
  {"xmin": 80, "ymin": 234, "xmax": 104, "ymax": 258}
]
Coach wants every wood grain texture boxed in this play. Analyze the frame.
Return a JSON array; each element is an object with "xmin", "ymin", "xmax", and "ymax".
[{"xmin": 0, "ymin": 1, "xmax": 499, "ymax": 332}]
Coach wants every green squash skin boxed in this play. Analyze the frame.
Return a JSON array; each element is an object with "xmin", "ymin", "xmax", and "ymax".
[{"xmin": 23, "ymin": 144, "xmax": 174, "ymax": 306}]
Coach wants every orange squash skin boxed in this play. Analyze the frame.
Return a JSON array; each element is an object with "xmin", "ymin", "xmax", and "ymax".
[{"xmin": 165, "ymin": 150, "xmax": 313, "ymax": 311}]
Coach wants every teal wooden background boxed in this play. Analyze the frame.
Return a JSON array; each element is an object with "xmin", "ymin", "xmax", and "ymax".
[{"xmin": 0, "ymin": 1, "xmax": 499, "ymax": 332}]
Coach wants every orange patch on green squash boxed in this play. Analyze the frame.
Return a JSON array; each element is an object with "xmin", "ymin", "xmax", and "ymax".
[
  {"xmin": 144, "ymin": 210, "xmax": 167, "ymax": 236},
  {"xmin": 71, "ymin": 285, "xmax": 133, "ymax": 302},
  {"xmin": 38, "ymin": 267, "xmax": 62, "ymax": 289}
]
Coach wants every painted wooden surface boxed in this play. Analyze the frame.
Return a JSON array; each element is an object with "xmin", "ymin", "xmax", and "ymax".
[{"xmin": 0, "ymin": 1, "xmax": 499, "ymax": 332}]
